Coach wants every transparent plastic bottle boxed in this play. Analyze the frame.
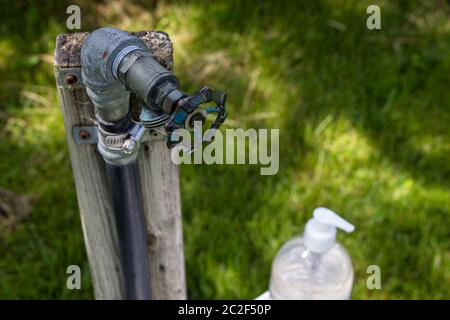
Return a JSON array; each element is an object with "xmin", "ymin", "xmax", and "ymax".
[{"xmin": 269, "ymin": 208, "xmax": 355, "ymax": 300}]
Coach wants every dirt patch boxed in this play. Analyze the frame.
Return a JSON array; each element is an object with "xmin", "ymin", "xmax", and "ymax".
[{"xmin": 0, "ymin": 188, "xmax": 33, "ymax": 233}]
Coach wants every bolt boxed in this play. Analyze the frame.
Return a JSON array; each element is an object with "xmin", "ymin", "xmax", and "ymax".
[
  {"xmin": 123, "ymin": 139, "xmax": 137, "ymax": 154},
  {"xmin": 79, "ymin": 129, "xmax": 91, "ymax": 140},
  {"xmin": 65, "ymin": 74, "xmax": 78, "ymax": 85}
]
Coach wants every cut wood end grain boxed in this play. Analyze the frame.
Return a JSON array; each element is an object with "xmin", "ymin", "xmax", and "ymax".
[{"xmin": 54, "ymin": 30, "xmax": 173, "ymax": 70}]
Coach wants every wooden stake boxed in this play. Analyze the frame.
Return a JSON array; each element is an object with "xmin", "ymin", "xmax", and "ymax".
[{"xmin": 54, "ymin": 31, "xmax": 186, "ymax": 299}]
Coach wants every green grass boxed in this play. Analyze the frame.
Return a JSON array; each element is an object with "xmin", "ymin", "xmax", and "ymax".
[{"xmin": 0, "ymin": 0, "xmax": 449, "ymax": 299}]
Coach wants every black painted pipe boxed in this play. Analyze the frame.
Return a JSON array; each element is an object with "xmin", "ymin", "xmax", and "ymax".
[{"xmin": 105, "ymin": 161, "xmax": 151, "ymax": 300}]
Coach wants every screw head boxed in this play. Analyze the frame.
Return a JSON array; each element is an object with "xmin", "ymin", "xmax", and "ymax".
[
  {"xmin": 65, "ymin": 74, "xmax": 78, "ymax": 85},
  {"xmin": 79, "ymin": 129, "xmax": 91, "ymax": 140}
]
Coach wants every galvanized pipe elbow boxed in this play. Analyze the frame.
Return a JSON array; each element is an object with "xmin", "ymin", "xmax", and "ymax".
[{"xmin": 81, "ymin": 27, "xmax": 142, "ymax": 123}]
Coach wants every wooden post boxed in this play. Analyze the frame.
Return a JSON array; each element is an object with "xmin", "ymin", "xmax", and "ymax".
[{"xmin": 54, "ymin": 31, "xmax": 186, "ymax": 300}]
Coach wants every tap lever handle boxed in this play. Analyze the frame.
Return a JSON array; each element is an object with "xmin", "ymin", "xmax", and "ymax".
[{"xmin": 165, "ymin": 87, "xmax": 227, "ymax": 148}]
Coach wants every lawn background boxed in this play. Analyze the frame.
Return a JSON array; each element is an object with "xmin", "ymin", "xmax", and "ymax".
[{"xmin": 0, "ymin": 0, "xmax": 448, "ymax": 299}]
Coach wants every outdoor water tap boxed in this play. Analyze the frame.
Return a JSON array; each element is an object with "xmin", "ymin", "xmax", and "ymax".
[
  {"xmin": 80, "ymin": 27, "xmax": 228, "ymax": 299},
  {"xmin": 81, "ymin": 27, "xmax": 227, "ymax": 164}
]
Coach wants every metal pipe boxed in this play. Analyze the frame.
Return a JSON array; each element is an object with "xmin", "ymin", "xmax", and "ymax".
[
  {"xmin": 81, "ymin": 28, "xmax": 158, "ymax": 299},
  {"xmin": 81, "ymin": 27, "xmax": 185, "ymax": 122},
  {"xmin": 80, "ymin": 27, "xmax": 227, "ymax": 299},
  {"xmin": 105, "ymin": 161, "xmax": 151, "ymax": 300},
  {"xmin": 115, "ymin": 47, "xmax": 185, "ymax": 114}
]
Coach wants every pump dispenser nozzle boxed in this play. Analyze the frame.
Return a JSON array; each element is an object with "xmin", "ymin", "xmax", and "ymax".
[{"xmin": 304, "ymin": 207, "xmax": 355, "ymax": 254}]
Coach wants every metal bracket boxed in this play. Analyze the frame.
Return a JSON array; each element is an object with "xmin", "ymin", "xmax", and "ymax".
[{"xmin": 72, "ymin": 125, "xmax": 165, "ymax": 145}]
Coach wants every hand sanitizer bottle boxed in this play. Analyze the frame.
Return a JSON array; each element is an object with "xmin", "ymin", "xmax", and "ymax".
[{"xmin": 269, "ymin": 207, "xmax": 355, "ymax": 300}]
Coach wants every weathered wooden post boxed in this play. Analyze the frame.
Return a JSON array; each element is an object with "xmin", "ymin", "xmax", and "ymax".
[{"xmin": 54, "ymin": 31, "xmax": 186, "ymax": 299}]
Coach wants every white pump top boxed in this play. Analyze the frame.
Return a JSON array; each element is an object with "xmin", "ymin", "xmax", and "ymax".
[{"xmin": 304, "ymin": 207, "xmax": 355, "ymax": 254}]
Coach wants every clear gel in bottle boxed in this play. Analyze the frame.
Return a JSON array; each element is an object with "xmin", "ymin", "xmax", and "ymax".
[{"xmin": 269, "ymin": 207, "xmax": 355, "ymax": 300}]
